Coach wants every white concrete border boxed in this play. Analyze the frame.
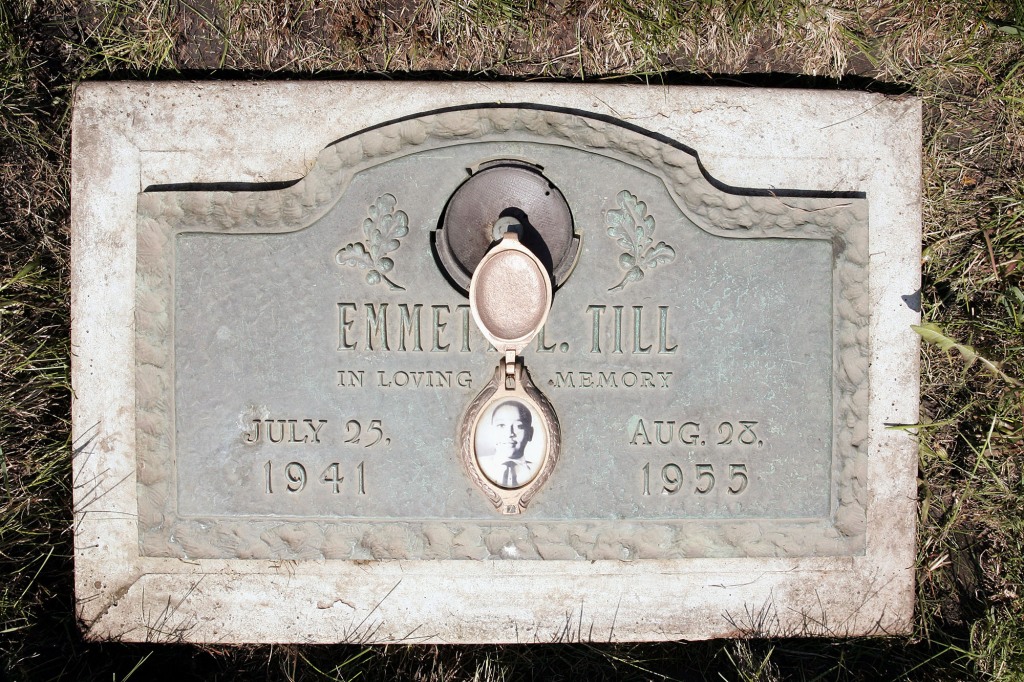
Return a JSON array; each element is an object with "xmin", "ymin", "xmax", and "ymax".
[{"xmin": 71, "ymin": 82, "xmax": 920, "ymax": 643}]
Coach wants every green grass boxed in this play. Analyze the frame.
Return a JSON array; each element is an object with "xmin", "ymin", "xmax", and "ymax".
[{"xmin": 2, "ymin": 0, "xmax": 1024, "ymax": 679}]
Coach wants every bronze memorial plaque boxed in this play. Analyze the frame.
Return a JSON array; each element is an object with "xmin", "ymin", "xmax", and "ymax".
[{"xmin": 137, "ymin": 107, "xmax": 867, "ymax": 560}]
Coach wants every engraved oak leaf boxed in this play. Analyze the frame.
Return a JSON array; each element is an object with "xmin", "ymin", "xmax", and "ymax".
[
  {"xmin": 605, "ymin": 190, "xmax": 676, "ymax": 291},
  {"xmin": 336, "ymin": 193, "xmax": 408, "ymax": 290}
]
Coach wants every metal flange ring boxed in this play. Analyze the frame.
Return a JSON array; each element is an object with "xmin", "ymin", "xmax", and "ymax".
[{"xmin": 436, "ymin": 160, "xmax": 580, "ymax": 291}]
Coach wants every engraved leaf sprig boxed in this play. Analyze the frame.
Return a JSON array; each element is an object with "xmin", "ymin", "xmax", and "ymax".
[
  {"xmin": 336, "ymin": 193, "xmax": 409, "ymax": 291},
  {"xmin": 605, "ymin": 190, "xmax": 676, "ymax": 291}
]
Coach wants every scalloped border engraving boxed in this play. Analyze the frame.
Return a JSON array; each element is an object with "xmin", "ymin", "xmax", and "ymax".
[{"xmin": 136, "ymin": 105, "xmax": 869, "ymax": 561}]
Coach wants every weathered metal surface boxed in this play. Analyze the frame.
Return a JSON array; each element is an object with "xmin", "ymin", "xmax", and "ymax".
[{"xmin": 136, "ymin": 107, "xmax": 868, "ymax": 561}]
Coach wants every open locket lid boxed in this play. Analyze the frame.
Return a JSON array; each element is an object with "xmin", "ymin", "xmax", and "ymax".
[{"xmin": 468, "ymin": 228, "xmax": 553, "ymax": 356}]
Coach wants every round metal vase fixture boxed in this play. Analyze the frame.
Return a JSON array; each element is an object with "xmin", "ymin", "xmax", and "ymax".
[{"xmin": 436, "ymin": 159, "xmax": 580, "ymax": 292}]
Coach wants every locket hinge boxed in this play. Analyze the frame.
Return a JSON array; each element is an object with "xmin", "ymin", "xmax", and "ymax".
[{"xmin": 502, "ymin": 352, "xmax": 519, "ymax": 390}]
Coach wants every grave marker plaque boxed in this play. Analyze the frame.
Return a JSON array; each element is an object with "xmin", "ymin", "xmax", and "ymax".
[{"xmin": 72, "ymin": 83, "xmax": 921, "ymax": 642}]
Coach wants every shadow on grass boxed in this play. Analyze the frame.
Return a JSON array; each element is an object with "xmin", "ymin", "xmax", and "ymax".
[{"xmin": 78, "ymin": 66, "xmax": 915, "ymax": 96}]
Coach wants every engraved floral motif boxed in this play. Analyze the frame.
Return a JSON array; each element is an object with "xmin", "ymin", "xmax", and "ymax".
[
  {"xmin": 336, "ymin": 193, "xmax": 409, "ymax": 290},
  {"xmin": 604, "ymin": 190, "xmax": 676, "ymax": 291}
]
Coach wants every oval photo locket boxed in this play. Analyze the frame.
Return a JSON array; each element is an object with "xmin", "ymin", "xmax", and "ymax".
[{"xmin": 460, "ymin": 229, "xmax": 561, "ymax": 514}]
